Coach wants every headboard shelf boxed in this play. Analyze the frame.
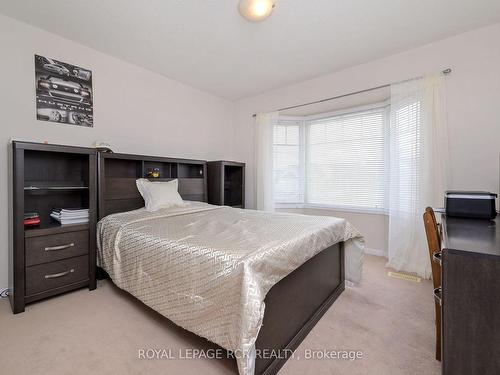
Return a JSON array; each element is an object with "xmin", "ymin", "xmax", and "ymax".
[
  {"xmin": 143, "ymin": 161, "xmax": 175, "ymax": 179},
  {"xmin": 98, "ymin": 152, "xmax": 207, "ymax": 220},
  {"xmin": 178, "ymin": 163, "xmax": 204, "ymax": 178}
]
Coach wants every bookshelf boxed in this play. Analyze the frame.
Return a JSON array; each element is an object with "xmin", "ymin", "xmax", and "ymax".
[
  {"xmin": 9, "ymin": 141, "xmax": 97, "ymax": 313},
  {"xmin": 207, "ymin": 161, "xmax": 245, "ymax": 208}
]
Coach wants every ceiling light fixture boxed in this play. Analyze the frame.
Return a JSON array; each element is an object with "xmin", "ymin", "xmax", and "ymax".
[{"xmin": 238, "ymin": 0, "xmax": 275, "ymax": 22}]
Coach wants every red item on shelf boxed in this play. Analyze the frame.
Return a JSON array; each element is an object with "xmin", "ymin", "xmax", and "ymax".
[{"xmin": 24, "ymin": 217, "xmax": 41, "ymax": 226}]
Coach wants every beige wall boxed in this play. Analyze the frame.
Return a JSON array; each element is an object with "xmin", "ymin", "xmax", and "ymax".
[
  {"xmin": 0, "ymin": 15, "xmax": 236, "ymax": 290},
  {"xmin": 234, "ymin": 22, "xmax": 500, "ymax": 254}
]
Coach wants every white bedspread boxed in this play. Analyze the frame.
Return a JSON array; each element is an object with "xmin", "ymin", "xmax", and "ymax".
[{"xmin": 97, "ymin": 202, "xmax": 364, "ymax": 375}]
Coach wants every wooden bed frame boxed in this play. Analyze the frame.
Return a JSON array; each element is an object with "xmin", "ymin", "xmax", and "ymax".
[{"xmin": 97, "ymin": 152, "xmax": 345, "ymax": 375}]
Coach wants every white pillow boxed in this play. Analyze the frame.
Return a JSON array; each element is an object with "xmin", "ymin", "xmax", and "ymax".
[{"xmin": 136, "ymin": 178, "xmax": 185, "ymax": 212}]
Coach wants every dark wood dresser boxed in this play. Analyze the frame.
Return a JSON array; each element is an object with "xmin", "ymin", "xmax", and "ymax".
[
  {"xmin": 207, "ymin": 160, "xmax": 245, "ymax": 208},
  {"xmin": 9, "ymin": 141, "xmax": 97, "ymax": 313},
  {"xmin": 440, "ymin": 214, "xmax": 500, "ymax": 375}
]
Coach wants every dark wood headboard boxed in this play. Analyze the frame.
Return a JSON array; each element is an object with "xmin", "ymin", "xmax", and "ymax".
[{"xmin": 98, "ymin": 152, "xmax": 207, "ymax": 220}]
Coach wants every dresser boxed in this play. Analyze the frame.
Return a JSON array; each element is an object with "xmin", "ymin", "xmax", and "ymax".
[
  {"xmin": 9, "ymin": 141, "xmax": 97, "ymax": 313},
  {"xmin": 440, "ymin": 214, "xmax": 500, "ymax": 375}
]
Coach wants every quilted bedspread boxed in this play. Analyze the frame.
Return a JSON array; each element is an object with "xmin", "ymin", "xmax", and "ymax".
[{"xmin": 97, "ymin": 202, "xmax": 364, "ymax": 375}]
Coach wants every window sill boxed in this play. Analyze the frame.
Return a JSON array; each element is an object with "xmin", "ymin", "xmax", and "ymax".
[{"xmin": 276, "ymin": 203, "xmax": 388, "ymax": 216}]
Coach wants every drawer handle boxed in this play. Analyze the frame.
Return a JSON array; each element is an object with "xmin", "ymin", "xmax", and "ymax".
[
  {"xmin": 44, "ymin": 243, "xmax": 75, "ymax": 251},
  {"xmin": 433, "ymin": 287, "xmax": 442, "ymax": 306},
  {"xmin": 433, "ymin": 252, "xmax": 442, "ymax": 265},
  {"xmin": 44, "ymin": 269, "xmax": 75, "ymax": 279}
]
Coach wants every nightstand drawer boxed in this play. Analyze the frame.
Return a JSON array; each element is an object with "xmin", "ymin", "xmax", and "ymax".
[
  {"xmin": 25, "ymin": 230, "xmax": 89, "ymax": 266},
  {"xmin": 26, "ymin": 255, "xmax": 89, "ymax": 296}
]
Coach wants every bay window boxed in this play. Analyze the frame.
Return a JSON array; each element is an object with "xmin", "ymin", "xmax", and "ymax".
[{"xmin": 273, "ymin": 103, "xmax": 389, "ymax": 212}]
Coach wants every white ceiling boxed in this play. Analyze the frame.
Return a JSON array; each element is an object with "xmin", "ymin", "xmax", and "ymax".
[{"xmin": 2, "ymin": 0, "xmax": 500, "ymax": 100}]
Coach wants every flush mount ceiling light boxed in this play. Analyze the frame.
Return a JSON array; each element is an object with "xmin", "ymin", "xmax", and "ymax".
[{"xmin": 238, "ymin": 0, "xmax": 276, "ymax": 22}]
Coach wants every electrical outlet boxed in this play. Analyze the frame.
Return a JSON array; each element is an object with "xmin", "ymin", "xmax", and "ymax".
[{"xmin": 0, "ymin": 288, "xmax": 10, "ymax": 298}]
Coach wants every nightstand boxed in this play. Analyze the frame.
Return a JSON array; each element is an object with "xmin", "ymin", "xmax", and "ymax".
[{"xmin": 207, "ymin": 161, "xmax": 245, "ymax": 208}]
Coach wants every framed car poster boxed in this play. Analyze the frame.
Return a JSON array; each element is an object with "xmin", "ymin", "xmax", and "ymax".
[{"xmin": 34, "ymin": 54, "xmax": 93, "ymax": 127}]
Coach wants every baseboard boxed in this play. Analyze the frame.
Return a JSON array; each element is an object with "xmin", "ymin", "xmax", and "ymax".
[{"xmin": 365, "ymin": 248, "xmax": 387, "ymax": 257}]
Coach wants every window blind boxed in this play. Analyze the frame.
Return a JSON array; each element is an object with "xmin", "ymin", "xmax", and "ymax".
[
  {"xmin": 390, "ymin": 100, "xmax": 421, "ymax": 213},
  {"xmin": 273, "ymin": 120, "xmax": 304, "ymax": 203},
  {"xmin": 306, "ymin": 107, "xmax": 388, "ymax": 209}
]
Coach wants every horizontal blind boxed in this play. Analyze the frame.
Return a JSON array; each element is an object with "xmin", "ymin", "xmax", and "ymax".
[
  {"xmin": 390, "ymin": 100, "xmax": 421, "ymax": 213},
  {"xmin": 273, "ymin": 120, "xmax": 304, "ymax": 203},
  {"xmin": 306, "ymin": 107, "xmax": 387, "ymax": 209}
]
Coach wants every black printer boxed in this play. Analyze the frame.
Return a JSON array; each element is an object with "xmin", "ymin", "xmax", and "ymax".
[{"xmin": 445, "ymin": 191, "xmax": 498, "ymax": 219}]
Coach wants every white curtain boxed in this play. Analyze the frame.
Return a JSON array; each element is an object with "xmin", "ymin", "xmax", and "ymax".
[
  {"xmin": 254, "ymin": 111, "xmax": 279, "ymax": 211},
  {"xmin": 387, "ymin": 74, "xmax": 450, "ymax": 279}
]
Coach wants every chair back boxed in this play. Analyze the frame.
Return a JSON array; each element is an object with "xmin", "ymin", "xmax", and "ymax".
[{"xmin": 423, "ymin": 207, "xmax": 441, "ymax": 289}]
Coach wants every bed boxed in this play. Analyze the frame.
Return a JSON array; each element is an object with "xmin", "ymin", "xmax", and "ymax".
[{"xmin": 96, "ymin": 152, "xmax": 364, "ymax": 375}]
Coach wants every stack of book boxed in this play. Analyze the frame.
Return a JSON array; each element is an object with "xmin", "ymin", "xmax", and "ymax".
[
  {"xmin": 50, "ymin": 208, "xmax": 89, "ymax": 225},
  {"xmin": 24, "ymin": 212, "xmax": 40, "ymax": 227}
]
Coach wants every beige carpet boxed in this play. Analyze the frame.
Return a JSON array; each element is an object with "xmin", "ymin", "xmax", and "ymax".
[{"xmin": 0, "ymin": 255, "xmax": 441, "ymax": 375}]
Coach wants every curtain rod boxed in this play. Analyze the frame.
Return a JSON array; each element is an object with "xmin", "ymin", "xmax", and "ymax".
[{"xmin": 251, "ymin": 68, "xmax": 452, "ymax": 118}]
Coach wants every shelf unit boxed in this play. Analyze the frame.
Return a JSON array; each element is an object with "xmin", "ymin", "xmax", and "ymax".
[
  {"xmin": 98, "ymin": 152, "xmax": 207, "ymax": 219},
  {"xmin": 9, "ymin": 141, "xmax": 97, "ymax": 313},
  {"xmin": 207, "ymin": 161, "xmax": 245, "ymax": 208},
  {"xmin": 24, "ymin": 186, "xmax": 89, "ymax": 191}
]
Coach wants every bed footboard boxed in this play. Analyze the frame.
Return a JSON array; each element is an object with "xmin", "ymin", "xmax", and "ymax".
[
  {"xmin": 98, "ymin": 243, "xmax": 345, "ymax": 375},
  {"xmin": 255, "ymin": 242, "xmax": 345, "ymax": 375}
]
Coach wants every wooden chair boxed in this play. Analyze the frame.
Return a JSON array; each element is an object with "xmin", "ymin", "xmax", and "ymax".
[{"xmin": 423, "ymin": 207, "xmax": 442, "ymax": 361}]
